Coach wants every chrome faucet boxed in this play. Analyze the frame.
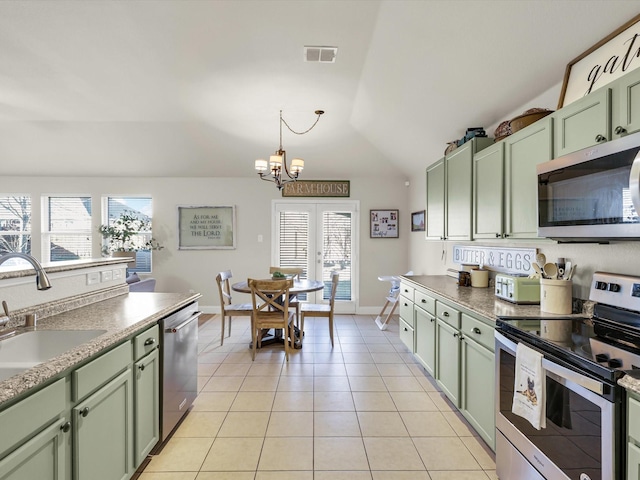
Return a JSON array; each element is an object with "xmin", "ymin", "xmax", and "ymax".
[{"xmin": 0, "ymin": 253, "xmax": 52, "ymax": 290}]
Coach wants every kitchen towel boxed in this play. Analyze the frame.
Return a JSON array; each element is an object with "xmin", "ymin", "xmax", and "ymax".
[{"xmin": 512, "ymin": 342, "xmax": 546, "ymax": 430}]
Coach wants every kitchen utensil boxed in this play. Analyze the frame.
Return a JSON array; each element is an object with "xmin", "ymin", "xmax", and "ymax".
[
  {"xmin": 564, "ymin": 261, "xmax": 572, "ymax": 280},
  {"xmin": 532, "ymin": 263, "xmax": 543, "ymax": 277},
  {"xmin": 536, "ymin": 253, "xmax": 546, "ymax": 268},
  {"xmin": 557, "ymin": 257, "xmax": 566, "ymax": 279},
  {"xmin": 1, "ymin": 301, "xmax": 8, "ymax": 317},
  {"xmin": 567, "ymin": 264, "xmax": 577, "ymax": 281},
  {"xmin": 543, "ymin": 262, "xmax": 558, "ymax": 280}
]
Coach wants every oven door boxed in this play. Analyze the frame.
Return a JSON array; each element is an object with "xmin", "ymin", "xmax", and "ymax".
[{"xmin": 495, "ymin": 330, "xmax": 618, "ymax": 480}]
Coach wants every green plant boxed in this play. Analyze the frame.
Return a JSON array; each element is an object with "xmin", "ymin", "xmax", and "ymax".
[{"xmin": 99, "ymin": 210, "xmax": 164, "ymax": 255}]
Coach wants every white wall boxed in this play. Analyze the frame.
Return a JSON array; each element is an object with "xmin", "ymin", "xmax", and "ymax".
[{"xmin": 4, "ymin": 175, "xmax": 409, "ymax": 312}]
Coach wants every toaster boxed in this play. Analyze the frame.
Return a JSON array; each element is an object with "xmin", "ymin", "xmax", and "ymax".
[{"xmin": 495, "ymin": 273, "xmax": 540, "ymax": 304}]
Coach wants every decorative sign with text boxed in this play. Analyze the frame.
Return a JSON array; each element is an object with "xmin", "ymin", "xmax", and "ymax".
[
  {"xmin": 282, "ymin": 180, "xmax": 350, "ymax": 197},
  {"xmin": 178, "ymin": 205, "xmax": 236, "ymax": 250},
  {"xmin": 452, "ymin": 245, "xmax": 537, "ymax": 275}
]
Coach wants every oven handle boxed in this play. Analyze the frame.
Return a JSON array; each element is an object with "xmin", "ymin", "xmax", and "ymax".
[
  {"xmin": 629, "ymin": 150, "xmax": 640, "ymax": 217},
  {"xmin": 167, "ymin": 311, "xmax": 202, "ymax": 333},
  {"xmin": 495, "ymin": 330, "xmax": 605, "ymax": 396}
]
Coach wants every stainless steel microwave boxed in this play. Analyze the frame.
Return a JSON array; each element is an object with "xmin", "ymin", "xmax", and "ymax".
[{"xmin": 537, "ymin": 131, "xmax": 640, "ymax": 241}]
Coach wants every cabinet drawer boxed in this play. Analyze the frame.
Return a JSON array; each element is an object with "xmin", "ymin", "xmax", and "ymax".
[
  {"xmin": 73, "ymin": 341, "xmax": 132, "ymax": 401},
  {"xmin": 399, "ymin": 299, "xmax": 414, "ymax": 328},
  {"xmin": 436, "ymin": 302, "xmax": 461, "ymax": 329},
  {"xmin": 461, "ymin": 314, "xmax": 494, "ymax": 352},
  {"xmin": 414, "ymin": 290, "xmax": 436, "ymax": 315},
  {"xmin": 400, "ymin": 283, "xmax": 415, "ymax": 302},
  {"xmin": 0, "ymin": 378, "xmax": 66, "ymax": 457},
  {"xmin": 629, "ymin": 396, "xmax": 640, "ymax": 442},
  {"xmin": 399, "ymin": 318, "xmax": 414, "ymax": 352},
  {"xmin": 134, "ymin": 324, "xmax": 159, "ymax": 361}
]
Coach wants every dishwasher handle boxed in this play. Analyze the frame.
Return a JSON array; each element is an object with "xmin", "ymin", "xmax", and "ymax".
[{"xmin": 167, "ymin": 310, "xmax": 202, "ymax": 333}]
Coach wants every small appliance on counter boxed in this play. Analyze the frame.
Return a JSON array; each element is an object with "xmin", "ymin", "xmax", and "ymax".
[{"xmin": 495, "ymin": 273, "xmax": 540, "ymax": 304}]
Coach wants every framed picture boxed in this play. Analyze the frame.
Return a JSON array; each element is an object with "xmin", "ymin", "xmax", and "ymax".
[
  {"xmin": 177, "ymin": 205, "xmax": 236, "ymax": 250},
  {"xmin": 370, "ymin": 209, "xmax": 398, "ymax": 238},
  {"xmin": 411, "ymin": 210, "xmax": 425, "ymax": 232},
  {"xmin": 558, "ymin": 14, "xmax": 640, "ymax": 108}
]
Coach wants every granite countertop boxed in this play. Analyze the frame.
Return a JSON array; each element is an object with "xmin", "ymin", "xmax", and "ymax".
[{"xmin": 0, "ymin": 291, "xmax": 201, "ymax": 407}]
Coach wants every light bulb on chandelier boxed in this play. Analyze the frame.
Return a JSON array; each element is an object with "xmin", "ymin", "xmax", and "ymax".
[{"xmin": 255, "ymin": 109, "xmax": 324, "ymax": 190}]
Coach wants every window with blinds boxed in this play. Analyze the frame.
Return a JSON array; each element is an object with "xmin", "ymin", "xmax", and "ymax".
[
  {"xmin": 43, "ymin": 196, "xmax": 92, "ymax": 262},
  {"xmin": 278, "ymin": 211, "xmax": 309, "ymax": 278},
  {"xmin": 323, "ymin": 211, "xmax": 352, "ymax": 301},
  {"xmin": 0, "ymin": 195, "xmax": 31, "ymax": 258},
  {"xmin": 105, "ymin": 197, "xmax": 154, "ymax": 274}
]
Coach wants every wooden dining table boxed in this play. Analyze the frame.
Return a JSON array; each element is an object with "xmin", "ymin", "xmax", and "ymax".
[{"xmin": 231, "ymin": 279, "xmax": 324, "ymax": 349}]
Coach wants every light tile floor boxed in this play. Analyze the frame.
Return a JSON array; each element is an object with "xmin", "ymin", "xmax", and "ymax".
[{"xmin": 140, "ymin": 314, "xmax": 497, "ymax": 480}]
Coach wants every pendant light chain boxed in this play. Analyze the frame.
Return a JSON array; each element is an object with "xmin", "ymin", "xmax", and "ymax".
[{"xmin": 280, "ymin": 110, "xmax": 324, "ymax": 136}]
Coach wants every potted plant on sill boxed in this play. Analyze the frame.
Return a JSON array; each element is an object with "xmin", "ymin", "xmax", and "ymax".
[{"xmin": 99, "ymin": 210, "xmax": 164, "ymax": 268}]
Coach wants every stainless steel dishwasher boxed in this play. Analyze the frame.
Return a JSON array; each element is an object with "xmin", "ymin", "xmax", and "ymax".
[{"xmin": 158, "ymin": 302, "xmax": 201, "ymax": 445}]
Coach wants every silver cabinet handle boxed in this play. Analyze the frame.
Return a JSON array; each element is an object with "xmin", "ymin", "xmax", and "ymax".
[
  {"xmin": 80, "ymin": 407, "xmax": 90, "ymax": 418},
  {"xmin": 471, "ymin": 327, "xmax": 481, "ymax": 334},
  {"xmin": 595, "ymin": 134, "xmax": 607, "ymax": 143},
  {"xmin": 443, "ymin": 311, "xmax": 449, "ymax": 317},
  {"xmin": 60, "ymin": 421, "xmax": 71, "ymax": 433},
  {"xmin": 144, "ymin": 338, "xmax": 156, "ymax": 346},
  {"xmin": 615, "ymin": 125, "xmax": 627, "ymax": 135}
]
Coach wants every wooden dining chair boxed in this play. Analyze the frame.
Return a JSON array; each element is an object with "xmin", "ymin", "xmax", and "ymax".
[
  {"xmin": 248, "ymin": 278, "xmax": 296, "ymax": 361},
  {"xmin": 269, "ymin": 266, "xmax": 304, "ymax": 326},
  {"xmin": 215, "ymin": 270, "xmax": 252, "ymax": 346},
  {"xmin": 300, "ymin": 271, "xmax": 339, "ymax": 347}
]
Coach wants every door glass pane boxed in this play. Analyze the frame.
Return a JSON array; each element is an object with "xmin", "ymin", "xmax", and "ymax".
[
  {"xmin": 322, "ymin": 211, "xmax": 352, "ymax": 301},
  {"xmin": 278, "ymin": 210, "xmax": 309, "ymax": 300}
]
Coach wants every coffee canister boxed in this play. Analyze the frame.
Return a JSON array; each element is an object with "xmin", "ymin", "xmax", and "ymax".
[{"xmin": 540, "ymin": 279, "xmax": 572, "ymax": 314}]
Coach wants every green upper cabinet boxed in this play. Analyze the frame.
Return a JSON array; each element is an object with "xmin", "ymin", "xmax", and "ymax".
[
  {"xmin": 473, "ymin": 142, "xmax": 504, "ymax": 239},
  {"xmin": 554, "ymin": 87, "xmax": 611, "ymax": 157},
  {"xmin": 613, "ymin": 67, "xmax": 640, "ymax": 138},
  {"xmin": 425, "ymin": 158, "xmax": 445, "ymax": 240},
  {"xmin": 504, "ymin": 116, "xmax": 553, "ymax": 239}
]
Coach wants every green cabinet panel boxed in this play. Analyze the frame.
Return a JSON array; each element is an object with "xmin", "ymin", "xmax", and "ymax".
[
  {"xmin": 399, "ymin": 318, "xmax": 414, "ymax": 352},
  {"xmin": 554, "ymin": 87, "xmax": 611, "ymax": 157},
  {"xmin": 629, "ymin": 441, "xmax": 640, "ymax": 480},
  {"xmin": 473, "ymin": 142, "xmax": 504, "ymax": 239},
  {"xmin": 399, "ymin": 296, "xmax": 414, "ymax": 328},
  {"xmin": 0, "ymin": 417, "xmax": 70, "ymax": 480},
  {"xmin": 73, "ymin": 341, "xmax": 132, "ymax": 402},
  {"xmin": 615, "ymin": 67, "xmax": 640, "ymax": 137},
  {"xmin": 446, "ymin": 143, "xmax": 474, "ymax": 240},
  {"xmin": 436, "ymin": 319, "xmax": 460, "ymax": 407},
  {"xmin": 426, "ymin": 158, "xmax": 445, "ymax": 240},
  {"xmin": 414, "ymin": 306, "xmax": 436, "ymax": 377},
  {"xmin": 504, "ymin": 116, "xmax": 553, "ymax": 239},
  {"xmin": 461, "ymin": 335, "xmax": 495, "ymax": 450},
  {"xmin": 73, "ymin": 369, "xmax": 133, "ymax": 480},
  {"xmin": 134, "ymin": 348, "xmax": 159, "ymax": 466}
]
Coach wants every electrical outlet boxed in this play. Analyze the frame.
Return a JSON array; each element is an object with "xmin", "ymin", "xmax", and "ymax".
[
  {"xmin": 101, "ymin": 270, "xmax": 113, "ymax": 282},
  {"xmin": 112, "ymin": 269, "xmax": 123, "ymax": 280},
  {"xmin": 87, "ymin": 272, "xmax": 100, "ymax": 285}
]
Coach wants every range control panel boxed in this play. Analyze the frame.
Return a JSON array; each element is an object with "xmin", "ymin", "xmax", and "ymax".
[{"xmin": 590, "ymin": 272, "xmax": 640, "ymax": 311}]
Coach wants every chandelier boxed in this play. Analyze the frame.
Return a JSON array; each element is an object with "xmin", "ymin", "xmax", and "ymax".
[{"xmin": 254, "ymin": 109, "xmax": 324, "ymax": 190}]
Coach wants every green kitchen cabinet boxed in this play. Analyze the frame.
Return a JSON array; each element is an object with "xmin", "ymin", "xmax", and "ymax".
[
  {"xmin": 613, "ymin": 67, "xmax": 640, "ymax": 138},
  {"xmin": 435, "ymin": 318, "xmax": 460, "ymax": 407},
  {"xmin": 627, "ymin": 393, "xmax": 640, "ymax": 479},
  {"xmin": 504, "ymin": 116, "xmax": 553, "ymax": 239},
  {"xmin": 398, "ymin": 284, "xmax": 415, "ymax": 352},
  {"xmin": 414, "ymin": 305, "xmax": 436, "ymax": 377},
  {"xmin": 473, "ymin": 141, "xmax": 504, "ymax": 239},
  {"xmin": 134, "ymin": 348, "xmax": 159, "ymax": 466},
  {"xmin": 73, "ymin": 368, "xmax": 134, "ymax": 480},
  {"xmin": 425, "ymin": 158, "xmax": 446, "ymax": 240},
  {"xmin": 629, "ymin": 442, "xmax": 640, "ymax": 480},
  {"xmin": 461, "ymin": 329, "xmax": 495, "ymax": 450},
  {"xmin": 554, "ymin": 87, "xmax": 611, "ymax": 157}
]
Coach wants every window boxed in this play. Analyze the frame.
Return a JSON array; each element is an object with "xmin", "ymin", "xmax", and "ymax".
[
  {"xmin": 42, "ymin": 196, "xmax": 92, "ymax": 262},
  {"xmin": 103, "ymin": 197, "xmax": 155, "ymax": 274},
  {"xmin": 0, "ymin": 195, "xmax": 31, "ymax": 260}
]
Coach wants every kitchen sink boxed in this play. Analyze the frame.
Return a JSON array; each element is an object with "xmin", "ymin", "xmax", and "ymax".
[{"xmin": 0, "ymin": 329, "xmax": 107, "ymax": 382}]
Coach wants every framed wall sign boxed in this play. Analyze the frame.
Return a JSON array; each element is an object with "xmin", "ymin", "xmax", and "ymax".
[
  {"xmin": 370, "ymin": 209, "xmax": 398, "ymax": 238},
  {"xmin": 411, "ymin": 210, "xmax": 425, "ymax": 232},
  {"xmin": 558, "ymin": 14, "xmax": 640, "ymax": 108},
  {"xmin": 177, "ymin": 205, "xmax": 236, "ymax": 249}
]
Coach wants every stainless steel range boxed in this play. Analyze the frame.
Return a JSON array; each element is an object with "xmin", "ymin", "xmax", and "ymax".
[{"xmin": 495, "ymin": 272, "xmax": 640, "ymax": 480}]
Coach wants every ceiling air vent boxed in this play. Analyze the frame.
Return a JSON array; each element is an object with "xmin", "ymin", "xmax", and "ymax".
[{"xmin": 304, "ymin": 46, "xmax": 337, "ymax": 63}]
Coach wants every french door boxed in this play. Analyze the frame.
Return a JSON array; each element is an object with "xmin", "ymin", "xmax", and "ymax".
[{"xmin": 273, "ymin": 201, "xmax": 358, "ymax": 313}]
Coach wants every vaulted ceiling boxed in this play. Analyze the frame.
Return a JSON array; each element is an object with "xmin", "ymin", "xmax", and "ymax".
[{"xmin": 1, "ymin": 1, "xmax": 638, "ymax": 179}]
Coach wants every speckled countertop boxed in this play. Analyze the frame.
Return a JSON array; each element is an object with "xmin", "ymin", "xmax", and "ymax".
[{"xmin": 0, "ymin": 291, "xmax": 201, "ymax": 407}]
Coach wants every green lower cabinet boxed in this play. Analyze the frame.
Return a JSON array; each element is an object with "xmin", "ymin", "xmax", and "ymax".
[
  {"xmin": 460, "ymin": 336, "xmax": 495, "ymax": 450},
  {"xmin": 134, "ymin": 348, "xmax": 160, "ymax": 466},
  {"xmin": 435, "ymin": 319, "xmax": 460, "ymax": 407},
  {"xmin": 73, "ymin": 369, "xmax": 133, "ymax": 480},
  {"xmin": 414, "ymin": 306, "xmax": 436, "ymax": 377},
  {"xmin": 629, "ymin": 442, "xmax": 640, "ymax": 480},
  {"xmin": 0, "ymin": 417, "xmax": 70, "ymax": 480}
]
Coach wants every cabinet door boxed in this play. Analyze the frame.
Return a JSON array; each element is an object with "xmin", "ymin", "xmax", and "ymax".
[
  {"xmin": 0, "ymin": 418, "xmax": 70, "ymax": 480},
  {"xmin": 554, "ymin": 87, "xmax": 611, "ymax": 156},
  {"xmin": 436, "ymin": 319, "xmax": 460, "ymax": 407},
  {"xmin": 628, "ymin": 441, "xmax": 640, "ymax": 480},
  {"xmin": 73, "ymin": 369, "xmax": 133, "ymax": 480},
  {"xmin": 134, "ymin": 348, "xmax": 159, "ymax": 467},
  {"xmin": 446, "ymin": 143, "xmax": 473, "ymax": 240},
  {"xmin": 615, "ymin": 67, "xmax": 640, "ymax": 137},
  {"xmin": 504, "ymin": 117, "xmax": 552, "ymax": 239},
  {"xmin": 415, "ymin": 306, "xmax": 436, "ymax": 377},
  {"xmin": 473, "ymin": 142, "xmax": 504, "ymax": 239},
  {"xmin": 461, "ymin": 336, "xmax": 495, "ymax": 451},
  {"xmin": 426, "ymin": 158, "xmax": 445, "ymax": 240}
]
